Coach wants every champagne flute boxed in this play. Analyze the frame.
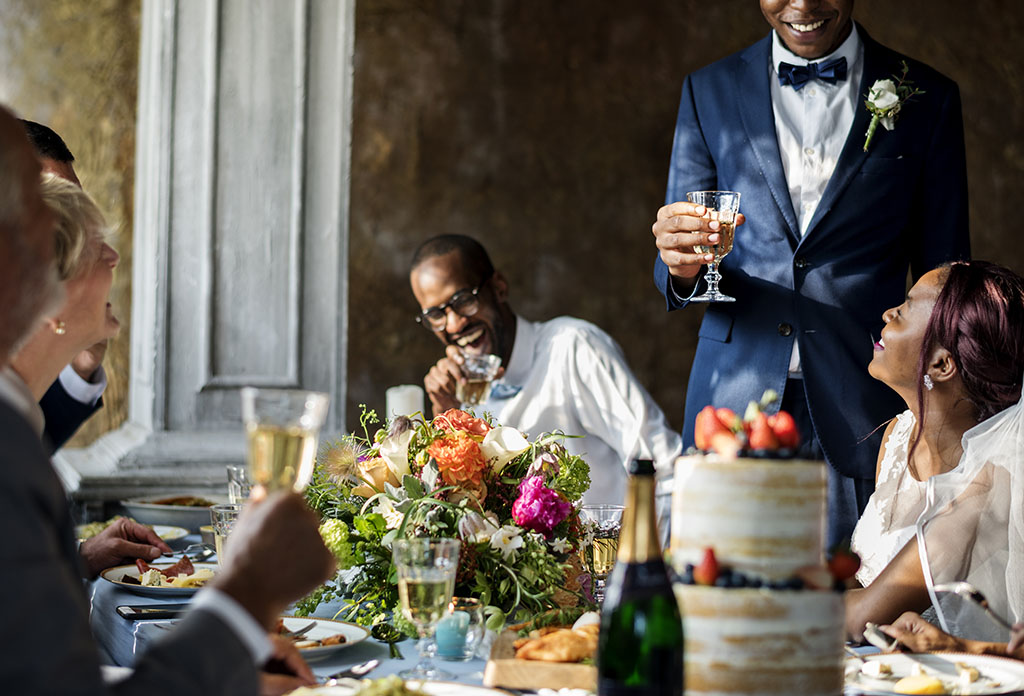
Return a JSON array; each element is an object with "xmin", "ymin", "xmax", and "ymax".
[
  {"xmin": 392, "ymin": 538, "xmax": 461, "ymax": 680},
  {"xmin": 687, "ymin": 190, "xmax": 741, "ymax": 303},
  {"xmin": 240, "ymin": 387, "xmax": 329, "ymax": 494},
  {"xmin": 580, "ymin": 504, "xmax": 624, "ymax": 603}
]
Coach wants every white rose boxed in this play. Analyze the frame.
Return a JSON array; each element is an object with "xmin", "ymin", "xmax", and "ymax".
[
  {"xmin": 867, "ymin": 79, "xmax": 899, "ymax": 110},
  {"xmin": 481, "ymin": 426, "xmax": 531, "ymax": 475},
  {"xmin": 379, "ymin": 429, "xmax": 413, "ymax": 480}
]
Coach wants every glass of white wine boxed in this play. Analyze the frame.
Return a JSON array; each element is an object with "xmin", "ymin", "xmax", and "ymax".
[
  {"xmin": 580, "ymin": 504, "xmax": 624, "ymax": 604},
  {"xmin": 240, "ymin": 387, "xmax": 329, "ymax": 495},
  {"xmin": 392, "ymin": 537, "xmax": 461, "ymax": 680},
  {"xmin": 687, "ymin": 190, "xmax": 741, "ymax": 303}
]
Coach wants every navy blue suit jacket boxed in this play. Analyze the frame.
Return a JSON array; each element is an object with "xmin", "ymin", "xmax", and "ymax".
[
  {"xmin": 654, "ymin": 26, "xmax": 969, "ymax": 481},
  {"xmin": 39, "ymin": 379, "xmax": 102, "ymax": 452}
]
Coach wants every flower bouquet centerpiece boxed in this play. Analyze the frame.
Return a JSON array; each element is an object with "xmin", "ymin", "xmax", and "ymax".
[{"xmin": 296, "ymin": 407, "xmax": 594, "ymax": 637}]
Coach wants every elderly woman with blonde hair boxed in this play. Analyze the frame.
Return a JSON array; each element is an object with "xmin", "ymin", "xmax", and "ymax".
[
  {"xmin": 7, "ymin": 174, "xmax": 121, "ymax": 409},
  {"xmin": 0, "ymin": 173, "xmax": 177, "ymax": 576}
]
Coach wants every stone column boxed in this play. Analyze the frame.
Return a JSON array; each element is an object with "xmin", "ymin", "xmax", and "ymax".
[{"xmin": 55, "ymin": 0, "xmax": 355, "ymax": 504}]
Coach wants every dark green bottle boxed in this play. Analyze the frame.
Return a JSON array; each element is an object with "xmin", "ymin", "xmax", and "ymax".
[{"xmin": 597, "ymin": 459, "xmax": 684, "ymax": 695}]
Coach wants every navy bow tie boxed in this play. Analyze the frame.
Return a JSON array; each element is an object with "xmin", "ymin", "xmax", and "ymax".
[{"xmin": 778, "ymin": 56, "xmax": 848, "ymax": 90}]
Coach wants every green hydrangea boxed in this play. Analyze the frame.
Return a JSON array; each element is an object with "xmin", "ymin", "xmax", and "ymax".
[
  {"xmin": 319, "ymin": 518, "xmax": 357, "ymax": 569},
  {"xmin": 551, "ymin": 452, "xmax": 590, "ymax": 502}
]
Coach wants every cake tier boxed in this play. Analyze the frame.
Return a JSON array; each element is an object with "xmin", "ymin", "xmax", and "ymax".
[
  {"xmin": 671, "ymin": 455, "xmax": 827, "ymax": 579},
  {"xmin": 675, "ymin": 585, "xmax": 844, "ymax": 696}
]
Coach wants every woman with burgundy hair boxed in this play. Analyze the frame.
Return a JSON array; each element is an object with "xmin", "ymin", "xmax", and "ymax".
[{"xmin": 844, "ymin": 260, "xmax": 1024, "ymax": 642}]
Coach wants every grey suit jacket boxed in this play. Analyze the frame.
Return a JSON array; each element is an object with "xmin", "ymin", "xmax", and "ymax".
[{"xmin": 0, "ymin": 399, "xmax": 259, "ymax": 695}]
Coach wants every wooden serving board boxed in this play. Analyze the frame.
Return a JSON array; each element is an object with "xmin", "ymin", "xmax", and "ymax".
[{"xmin": 483, "ymin": 629, "xmax": 597, "ymax": 691}]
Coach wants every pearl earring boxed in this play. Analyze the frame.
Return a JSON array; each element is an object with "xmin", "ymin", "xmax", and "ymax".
[
  {"xmin": 923, "ymin": 374, "xmax": 934, "ymax": 391},
  {"xmin": 53, "ymin": 321, "xmax": 67, "ymax": 336}
]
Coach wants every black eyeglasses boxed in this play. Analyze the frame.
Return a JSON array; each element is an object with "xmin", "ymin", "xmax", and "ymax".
[{"xmin": 415, "ymin": 275, "xmax": 491, "ymax": 330}]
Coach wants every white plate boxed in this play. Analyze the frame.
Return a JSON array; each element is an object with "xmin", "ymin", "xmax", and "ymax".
[
  {"xmin": 152, "ymin": 524, "xmax": 190, "ymax": 542},
  {"xmin": 278, "ymin": 617, "xmax": 370, "ymax": 662},
  {"xmin": 845, "ymin": 652, "xmax": 1024, "ymax": 695},
  {"xmin": 290, "ymin": 681, "xmax": 514, "ymax": 695},
  {"xmin": 100, "ymin": 562, "xmax": 218, "ymax": 597},
  {"xmin": 76, "ymin": 523, "xmax": 189, "ymax": 542}
]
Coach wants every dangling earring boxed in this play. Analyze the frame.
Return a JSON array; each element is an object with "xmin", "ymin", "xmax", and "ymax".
[
  {"xmin": 53, "ymin": 320, "xmax": 67, "ymax": 336},
  {"xmin": 923, "ymin": 374, "xmax": 934, "ymax": 391}
]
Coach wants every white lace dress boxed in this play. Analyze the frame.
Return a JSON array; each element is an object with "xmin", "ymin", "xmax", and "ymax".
[{"xmin": 851, "ymin": 410, "xmax": 928, "ymax": 587}]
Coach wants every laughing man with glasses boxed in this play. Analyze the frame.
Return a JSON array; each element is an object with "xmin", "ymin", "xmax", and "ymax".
[{"xmin": 409, "ymin": 234, "xmax": 681, "ymax": 507}]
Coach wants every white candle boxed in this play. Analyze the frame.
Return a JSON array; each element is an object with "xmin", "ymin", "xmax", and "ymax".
[{"xmin": 385, "ymin": 384, "xmax": 425, "ymax": 419}]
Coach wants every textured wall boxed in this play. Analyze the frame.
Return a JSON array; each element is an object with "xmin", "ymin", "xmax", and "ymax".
[
  {"xmin": 347, "ymin": 0, "xmax": 1024, "ymax": 434},
  {"xmin": 0, "ymin": 0, "xmax": 139, "ymax": 445},
  {"xmin": 1, "ymin": 1, "xmax": 1021, "ymax": 443}
]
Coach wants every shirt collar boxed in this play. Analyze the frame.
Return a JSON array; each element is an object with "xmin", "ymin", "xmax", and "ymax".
[
  {"xmin": 496, "ymin": 315, "xmax": 534, "ymax": 388},
  {"xmin": 771, "ymin": 22, "xmax": 861, "ymax": 75},
  {"xmin": 0, "ymin": 366, "xmax": 45, "ymax": 437}
]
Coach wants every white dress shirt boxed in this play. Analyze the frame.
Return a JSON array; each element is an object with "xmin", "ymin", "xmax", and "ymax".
[
  {"xmin": 477, "ymin": 315, "xmax": 682, "ymax": 505},
  {"xmin": 770, "ymin": 25, "xmax": 864, "ymax": 374},
  {"xmin": 58, "ymin": 363, "xmax": 107, "ymax": 406}
]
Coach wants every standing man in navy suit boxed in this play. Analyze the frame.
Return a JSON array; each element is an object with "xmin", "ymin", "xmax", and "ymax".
[{"xmin": 652, "ymin": 0, "xmax": 969, "ymax": 547}]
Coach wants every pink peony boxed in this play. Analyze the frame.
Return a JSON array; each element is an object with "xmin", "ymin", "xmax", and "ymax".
[{"xmin": 512, "ymin": 475, "xmax": 571, "ymax": 537}]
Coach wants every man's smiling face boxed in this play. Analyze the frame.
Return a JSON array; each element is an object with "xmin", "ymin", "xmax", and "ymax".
[
  {"xmin": 410, "ymin": 250, "xmax": 514, "ymax": 364},
  {"xmin": 761, "ymin": 0, "xmax": 854, "ymax": 60}
]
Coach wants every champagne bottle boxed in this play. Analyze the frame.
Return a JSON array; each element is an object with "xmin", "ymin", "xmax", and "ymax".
[{"xmin": 597, "ymin": 459, "xmax": 684, "ymax": 695}]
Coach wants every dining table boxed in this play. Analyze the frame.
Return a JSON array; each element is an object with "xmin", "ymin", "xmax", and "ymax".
[{"xmin": 87, "ymin": 536, "xmax": 494, "ymax": 690}]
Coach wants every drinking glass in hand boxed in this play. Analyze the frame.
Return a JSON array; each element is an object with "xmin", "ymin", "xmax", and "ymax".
[
  {"xmin": 687, "ymin": 190, "xmax": 741, "ymax": 303},
  {"xmin": 456, "ymin": 352, "xmax": 502, "ymax": 407},
  {"xmin": 392, "ymin": 538, "xmax": 461, "ymax": 680},
  {"xmin": 580, "ymin": 504, "xmax": 624, "ymax": 604},
  {"xmin": 240, "ymin": 387, "xmax": 329, "ymax": 494}
]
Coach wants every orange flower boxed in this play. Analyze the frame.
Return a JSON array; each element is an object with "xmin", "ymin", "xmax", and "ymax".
[
  {"xmin": 432, "ymin": 409, "xmax": 491, "ymax": 437},
  {"xmin": 429, "ymin": 430, "xmax": 488, "ymax": 488}
]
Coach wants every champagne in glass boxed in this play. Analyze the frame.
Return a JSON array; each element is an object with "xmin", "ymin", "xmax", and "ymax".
[
  {"xmin": 392, "ymin": 538, "xmax": 461, "ymax": 681},
  {"xmin": 580, "ymin": 504, "xmax": 624, "ymax": 603},
  {"xmin": 240, "ymin": 388, "xmax": 329, "ymax": 493},
  {"xmin": 687, "ymin": 190, "xmax": 741, "ymax": 303}
]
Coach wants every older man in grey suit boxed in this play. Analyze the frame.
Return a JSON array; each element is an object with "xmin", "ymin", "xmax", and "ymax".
[{"xmin": 0, "ymin": 103, "xmax": 335, "ymax": 695}]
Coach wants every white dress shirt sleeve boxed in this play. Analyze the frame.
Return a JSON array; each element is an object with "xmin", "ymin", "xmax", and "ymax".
[
  {"xmin": 58, "ymin": 363, "xmax": 107, "ymax": 406},
  {"xmin": 189, "ymin": 587, "xmax": 275, "ymax": 666}
]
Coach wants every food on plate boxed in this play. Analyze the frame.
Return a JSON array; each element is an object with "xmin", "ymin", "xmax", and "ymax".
[
  {"xmin": 121, "ymin": 557, "xmax": 213, "ymax": 588},
  {"xmin": 956, "ymin": 661, "xmax": 980, "ymax": 684},
  {"xmin": 273, "ymin": 618, "xmax": 347, "ymax": 649},
  {"xmin": 514, "ymin": 623, "xmax": 599, "ymax": 663},
  {"xmin": 77, "ymin": 515, "xmax": 130, "ymax": 540},
  {"xmin": 671, "ymin": 402, "xmax": 844, "ymax": 695},
  {"xmin": 859, "ymin": 660, "xmax": 893, "ymax": 678},
  {"xmin": 149, "ymin": 495, "xmax": 217, "ymax": 507},
  {"xmin": 892, "ymin": 674, "xmax": 945, "ymax": 695}
]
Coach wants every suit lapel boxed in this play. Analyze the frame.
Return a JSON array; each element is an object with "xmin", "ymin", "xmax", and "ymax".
[
  {"xmin": 801, "ymin": 26, "xmax": 888, "ymax": 243},
  {"xmin": 736, "ymin": 35, "xmax": 800, "ymax": 243}
]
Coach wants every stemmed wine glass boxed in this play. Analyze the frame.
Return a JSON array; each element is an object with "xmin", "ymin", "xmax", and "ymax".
[
  {"xmin": 687, "ymin": 190, "xmax": 741, "ymax": 303},
  {"xmin": 240, "ymin": 387, "xmax": 329, "ymax": 494},
  {"xmin": 392, "ymin": 538, "xmax": 461, "ymax": 680},
  {"xmin": 580, "ymin": 504, "xmax": 624, "ymax": 603}
]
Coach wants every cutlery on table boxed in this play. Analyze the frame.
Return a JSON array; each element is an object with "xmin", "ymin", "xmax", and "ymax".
[
  {"xmin": 933, "ymin": 581, "xmax": 1015, "ymax": 631},
  {"xmin": 280, "ymin": 621, "xmax": 318, "ymax": 639},
  {"xmin": 322, "ymin": 659, "xmax": 379, "ymax": 685}
]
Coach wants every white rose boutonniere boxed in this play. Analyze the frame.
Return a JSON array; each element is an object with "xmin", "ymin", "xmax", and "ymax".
[{"xmin": 863, "ymin": 61, "xmax": 924, "ymax": 152}]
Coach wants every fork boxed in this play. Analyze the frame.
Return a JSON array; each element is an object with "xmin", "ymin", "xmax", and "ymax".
[
  {"xmin": 281, "ymin": 621, "xmax": 317, "ymax": 639},
  {"xmin": 933, "ymin": 582, "xmax": 1015, "ymax": 631},
  {"xmin": 322, "ymin": 659, "xmax": 379, "ymax": 685}
]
